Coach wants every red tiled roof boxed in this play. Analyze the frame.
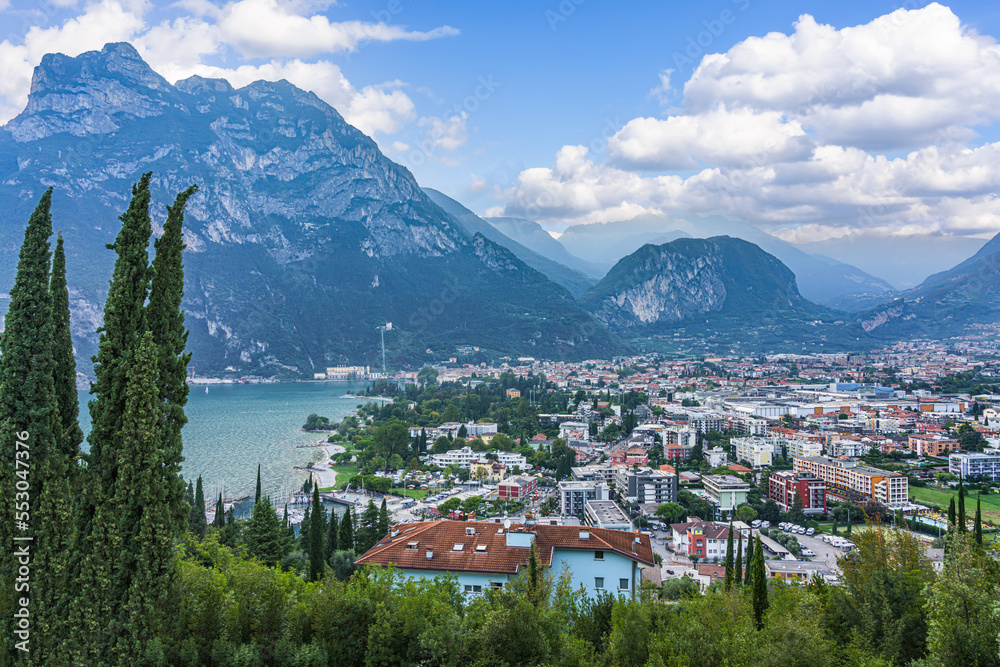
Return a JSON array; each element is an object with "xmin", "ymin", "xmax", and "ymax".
[{"xmin": 355, "ymin": 520, "xmax": 655, "ymax": 573}]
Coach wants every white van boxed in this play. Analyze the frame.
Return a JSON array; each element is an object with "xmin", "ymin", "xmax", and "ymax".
[{"xmin": 806, "ymin": 527, "xmax": 816, "ymax": 536}]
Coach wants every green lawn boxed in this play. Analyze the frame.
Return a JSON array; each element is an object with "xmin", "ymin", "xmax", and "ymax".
[
  {"xmin": 320, "ymin": 463, "xmax": 357, "ymax": 490},
  {"xmin": 388, "ymin": 487, "xmax": 431, "ymax": 500},
  {"xmin": 909, "ymin": 486, "xmax": 1000, "ymax": 526}
]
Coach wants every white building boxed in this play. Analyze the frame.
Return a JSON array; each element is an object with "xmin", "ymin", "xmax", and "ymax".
[
  {"xmin": 950, "ymin": 452, "xmax": 1000, "ymax": 481},
  {"xmin": 496, "ymin": 451, "xmax": 528, "ymax": 470},
  {"xmin": 785, "ymin": 438, "xmax": 823, "ymax": 460},
  {"xmin": 559, "ymin": 421, "xmax": 590, "ymax": 442},
  {"xmin": 558, "ymin": 480, "xmax": 611, "ymax": 515},
  {"xmin": 732, "ymin": 437, "xmax": 775, "ymax": 468},
  {"xmin": 705, "ymin": 446, "xmax": 728, "ymax": 468},
  {"xmin": 427, "ymin": 446, "xmax": 478, "ymax": 469},
  {"xmin": 828, "ymin": 439, "xmax": 872, "ymax": 458}
]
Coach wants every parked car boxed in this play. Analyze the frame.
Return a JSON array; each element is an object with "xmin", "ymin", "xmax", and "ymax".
[
  {"xmin": 801, "ymin": 548, "xmax": 815, "ymax": 557},
  {"xmin": 806, "ymin": 527, "xmax": 816, "ymax": 536},
  {"xmin": 751, "ymin": 520, "xmax": 762, "ymax": 528},
  {"xmin": 760, "ymin": 521, "xmax": 770, "ymax": 528}
]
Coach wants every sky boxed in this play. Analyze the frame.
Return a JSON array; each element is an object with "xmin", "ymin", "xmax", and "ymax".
[{"xmin": 3, "ymin": 0, "xmax": 1000, "ymax": 254}]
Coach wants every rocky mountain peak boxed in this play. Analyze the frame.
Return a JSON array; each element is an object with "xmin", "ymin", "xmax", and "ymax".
[{"xmin": 7, "ymin": 42, "xmax": 177, "ymax": 142}]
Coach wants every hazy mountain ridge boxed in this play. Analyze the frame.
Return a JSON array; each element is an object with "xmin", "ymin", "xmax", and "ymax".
[
  {"xmin": 421, "ymin": 188, "xmax": 596, "ymax": 297},
  {"xmin": 858, "ymin": 231, "xmax": 1000, "ymax": 338},
  {"xmin": 0, "ymin": 43, "xmax": 618, "ymax": 374}
]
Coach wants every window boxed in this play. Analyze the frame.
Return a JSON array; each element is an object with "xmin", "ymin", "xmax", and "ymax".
[
  {"xmin": 619, "ymin": 578, "xmax": 629, "ymax": 590},
  {"xmin": 491, "ymin": 582, "xmax": 503, "ymax": 590},
  {"xmin": 463, "ymin": 585, "xmax": 482, "ymax": 593},
  {"xmin": 595, "ymin": 577, "xmax": 605, "ymax": 590},
  {"xmin": 594, "ymin": 550, "xmax": 604, "ymax": 561}
]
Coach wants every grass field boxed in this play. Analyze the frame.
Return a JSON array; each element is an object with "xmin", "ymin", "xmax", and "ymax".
[
  {"xmin": 388, "ymin": 487, "xmax": 431, "ymax": 500},
  {"xmin": 909, "ymin": 486, "xmax": 1000, "ymax": 526},
  {"xmin": 320, "ymin": 463, "xmax": 357, "ymax": 491}
]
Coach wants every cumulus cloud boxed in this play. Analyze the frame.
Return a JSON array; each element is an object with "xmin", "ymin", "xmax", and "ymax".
[
  {"xmin": 493, "ymin": 3, "xmax": 1000, "ymax": 246},
  {"xmin": 608, "ymin": 106, "xmax": 813, "ymax": 170},
  {"xmin": 418, "ymin": 111, "xmax": 468, "ymax": 151}
]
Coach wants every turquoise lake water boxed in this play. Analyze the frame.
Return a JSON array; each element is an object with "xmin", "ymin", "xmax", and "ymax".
[{"xmin": 79, "ymin": 381, "xmax": 372, "ymax": 506}]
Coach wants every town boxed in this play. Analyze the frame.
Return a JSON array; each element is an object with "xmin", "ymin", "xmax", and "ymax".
[{"xmin": 293, "ymin": 337, "xmax": 1000, "ymax": 598}]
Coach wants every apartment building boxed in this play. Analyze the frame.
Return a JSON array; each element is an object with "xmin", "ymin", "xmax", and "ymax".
[
  {"xmin": 613, "ymin": 467, "xmax": 678, "ymax": 505},
  {"xmin": 768, "ymin": 470, "xmax": 826, "ymax": 514},
  {"xmin": 669, "ymin": 520, "xmax": 749, "ymax": 564},
  {"xmin": 702, "ymin": 474, "xmax": 752, "ymax": 513},
  {"xmin": 793, "ymin": 456, "xmax": 908, "ymax": 507},
  {"xmin": 908, "ymin": 434, "xmax": 961, "ymax": 458},
  {"xmin": 732, "ymin": 437, "xmax": 775, "ymax": 468},
  {"xmin": 558, "ymin": 480, "xmax": 611, "ymax": 515},
  {"xmin": 949, "ymin": 452, "xmax": 1000, "ymax": 480}
]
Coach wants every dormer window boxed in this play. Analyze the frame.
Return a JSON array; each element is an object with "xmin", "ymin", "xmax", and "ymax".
[
  {"xmin": 406, "ymin": 541, "xmax": 419, "ymax": 550},
  {"xmin": 476, "ymin": 545, "xmax": 487, "ymax": 553},
  {"xmin": 452, "ymin": 544, "xmax": 464, "ymax": 552}
]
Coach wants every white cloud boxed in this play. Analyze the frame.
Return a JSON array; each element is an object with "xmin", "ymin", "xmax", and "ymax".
[
  {"xmin": 683, "ymin": 3, "xmax": 1000, "ymax": 151},
  {"xmin": 218, "ymin": 0, "xmax": 458, "ymax": 58},
  {"xmin": 390, "ymin": 141, "xmax": 410, "ymax": 152},
  {"xmin": 608, "ymin": 106, "xmax": 813, "ymax": 170},
  {"xmin": 346, "ymin": 81, "xmax": 415, "ymax": 135},
  {"xmin": 469, "ymin": 173, "xmax": 487, "ymax": 191},
  {"xmin": 418, "ymin": 111, "xmax": 468, "ymax": 151},
  {"xmin": 493, "ymin": 3, "xmax": 1000, "ymax": 246}
]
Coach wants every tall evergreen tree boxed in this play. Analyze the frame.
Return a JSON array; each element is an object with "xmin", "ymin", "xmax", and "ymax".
[
  {"xmin": 734, "ymin": 532, "xmax": 743, "ymax": 587},
  {"xmin": 743, "ymin": 533, "xmax": 754, "ymax": 586},
  {"xmin": 309, "ymin": 488, "xmax": 326, "ymax": 581},
  {"xmin": 214, "ymin": 493, "xmax": 225, "ymax": 528},
  {"xmin": 283, "ymin": 504, "xmax": 289, "ymax": 529},
  {"xmin": 244, "ymin": 495, "xmax": 290, "ymax": 566},
  {"xmin": 0, "ymin": 190, "xmax": 59, "ymax": 658},
  {"xmin": 255, "ymin": 463, "xmax": 262, "ymax": 506},
  {"xmin": 975, "ymin": 497, "xmax": 983, "ymax": 545},
  {"xmin": 49, "ymin": 232, "xmax": 84, "ymax": 467},
  {"xmin": 326, "ymin": 508, "xmax": 340, "ymax": 557},
  {"xmin": 751, "ymin": 536, "xmax": 768, "ymax": 630},
  {"xmin": 339, "ymin": 507, "xmax": 355, "ymax": 551},
  {"xmin": 299, "ymin": 502, "xmax": 312, "ymax": 551},
  {"xmin": 957, "ymin": 479, "xmax": 967, "ymax": 533},
  {"xmin": 185, "ymin": 480, "xmax": 195, "ymax": 523},
  {"xmin": 190, "ymin": 475, "xmax": 207, "ymax": 538},
  {"xmin": 948, "ymin": 496, "xmax": 957, "ymax": 531},
  {"xmin": 85, "ymin": 173, "xmax": 154, "ymax": 497},
  {"xmin": 378, "ymin": 498, "xmax": 390, "ymax": 539},
  {"xmin": 147, "ymin": 185, "xmax": 197, "ymax": 533},
  {"xmin": 356, "ymin": 499, "xmax": 380, "ymax": 554},
  {"xmin": 724, "ymin": 521, "xmax": 735, "ymax": 591},
  {"xmin": 110, "ymin": 332, "xmax": 177, "ymax": 663}
]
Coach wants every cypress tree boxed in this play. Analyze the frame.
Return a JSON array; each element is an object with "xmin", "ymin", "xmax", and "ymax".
[
  {"xmin": 734, "ymin": 532, "xmax": 743, "ymax": 587},
  {"xmin": 244, "ymin": 495, "xmax": 290, "ymax": 566},
  {"xmin": 743, "ymin": 533, "xmax": 754, "ymax": 586},
  {"xmin": 49, "ymin": 232, "xmax": 84, "ymax": 467},
  {"xmin": 110, "ymin": 331, "xmax": 177, "ymax": 663},
  {"xmin": 283, "ymin": 504, "xmax": 289, "ymax": 529},
  {"xmin": 147, "ymin": 185, "xmax": 197, "ymax": 533},
  {"xmin": 185, "ymin": 480, "xmax": 195, "ymax": 526},
  {"xmin": 0, "ymin": 190, "xmax": 59, "ymax": 658},
  {"xmin": 255, "ymin": 463, "xmax": 262, "ymax": 506},
  {"xmin": 326, "ymin": 508, "xmax": 340, "ymax": 557},
  {"xmin": 339, "ymin": 507, "xmax": 355, "ymax": 551},
  {"xmin": 948, "ymin": 496, "xmax": 957, "ymax": 531},
  {"xmin": 300, "ymin": 502, "xmax": 312, "ymax": 551},
  {"xmin": 378, "ymin": 498, "xmax": 390, "ymax": 538},
  {"xmin": 190, "ymin": 475, "xmax": 207, "ymax": 538},
  {"xmin": 214, "ymin": 493, "xmax": 225, "ymax": 528},
  {"xmin": 975, "ymin": 497, "xmax": 983, "ymax": 545},
  {"xmin": 751, "ymin": 536, "xmax": 768, "ymax": 630},
  {"xmin": 85, "ymin": 172, "xmax": 154, "ymax": 497},
  {"xmin": 958, "ymin": 479, "xmax": 967, "ymax": 533},
  {"xmin": 724, "ymin": 521, "xmax": 735, "ymax": 591},
  {"xmin": 309, "ymin": 487, "xmax": 326, "ymax": 581},
  {"xmin": 528, "ymin": 541, "xmax": 539, "ymax": 605}
]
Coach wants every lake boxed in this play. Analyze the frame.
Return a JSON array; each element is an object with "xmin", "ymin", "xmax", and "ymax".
[{"xmin": 79, "ymin": 380, "xmax": 373, "ymax": 509}]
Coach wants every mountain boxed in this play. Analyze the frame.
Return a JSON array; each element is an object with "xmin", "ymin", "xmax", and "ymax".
[
  {"xmin": 857, "ymin": 232, "xmax": 1000, "ymax": 338},
  {"xmin": 551, "ymin": 214, "xmax": 893, "ymax": 305},
  {"xmin": 0, "ymin": 43, "xmax": 619, "ymax": 375},
  {"xmin": 484, "ymin": 216, "xmax": 605, "ymax": 278},
  {"xmin": 421, "ymin": 189, "xmax": 596, "ymax": 297},
  {"xmin": 796, "ymin": 233, "xmax": 988, "ymax": 290},
  {"xmin": 579, "ymin": 236, "xmax": 854, "ymax": 350}
]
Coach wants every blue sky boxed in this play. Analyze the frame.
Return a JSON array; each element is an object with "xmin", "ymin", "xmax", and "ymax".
[{"xmin": 4, "ymin": 0, "xmax": 1000, "ymax": 255}]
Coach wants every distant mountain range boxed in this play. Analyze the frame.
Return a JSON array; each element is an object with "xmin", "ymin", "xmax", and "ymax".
[
  {"xmin": 577, "ymin": 236, "xmax": 852, "ymax": 349},
  {"xmin": 0, "ymin": 43, "xmax": 617, "ymax": 375},
  {"xmin": 2, "ymin": 43, "xmax": 998, "ymax": 372},
  {"xmin": 858, "ymin": 231, "xmax": 1000, "ymax": 339},
  {"xmin": 489, "ymin": 214, "xmax": 894, "ymax": 306}
]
